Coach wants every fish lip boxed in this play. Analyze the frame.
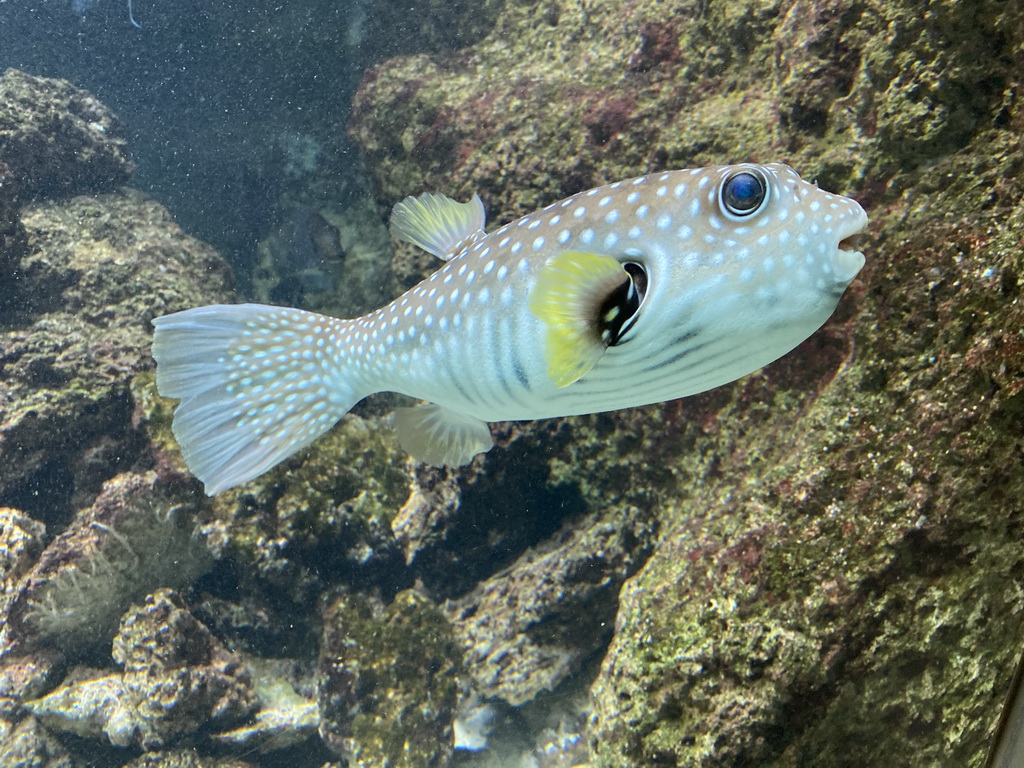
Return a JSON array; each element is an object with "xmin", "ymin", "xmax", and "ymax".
[
  {"xmin": 837, "ymin": 232, "xmax": 866, "ymax": 253},
  {"xmin": 832, "ymin": 210, "xmax": 869, "ymax": 283}
]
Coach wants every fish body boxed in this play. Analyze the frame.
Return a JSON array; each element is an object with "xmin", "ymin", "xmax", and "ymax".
[{"xmin": 153, "ymin": 163, "xmax": 868, "ymax": 494}]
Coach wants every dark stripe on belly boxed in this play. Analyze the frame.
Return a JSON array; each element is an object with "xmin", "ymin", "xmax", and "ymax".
[{"xmin": 572, "ymin": 335, "xmax": 734, "ymax": 399}]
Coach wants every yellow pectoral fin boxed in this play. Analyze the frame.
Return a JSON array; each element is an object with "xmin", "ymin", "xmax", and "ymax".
[{"xmin": 528, "ymin": 250, "xmax": 628, "ymax": 388}]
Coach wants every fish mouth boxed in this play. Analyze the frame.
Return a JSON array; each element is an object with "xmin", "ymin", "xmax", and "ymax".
[
  {"xmin": 832, "ymin": 214, "xmax": 869, "ymax": 284},
  {"xmin": 838, "ymin": 232, "xmax": 866, "ymax": 254}
]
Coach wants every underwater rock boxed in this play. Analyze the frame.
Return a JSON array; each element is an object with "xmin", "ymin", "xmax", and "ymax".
[
  {"xmin": 204, "ymin": 412, "xmax": 411, "ymax": 605},
  {"xmin": 27, "ymin": 589, "xmax": 256, "ymax": 749},
  {"xmin": 0, "ymin": 188, "xmax": 231, "ymax": 516},
  {"xmin": 445, "ymin": 504, "xmax": 653, "ymax": 707},
  {"xmin": 124, "ymin": 753, "xmax": 253, "ymax": 768},
  {"xmin": 252, "ymin": 203, "xmax": 343, "ymax": 307},
  {"xmin": 0, "ymin": 69, "xmax": 133, "ymax": 199},
  {"xmin": 0, "ymin": 159, "xmax": 26, "ymax": 261},
  {"xmin": 2, "ymin": 472, "xmax": 213, "ymax": 658},
  {"xmin": 0, "ymin": 713, "xmax": 74, "ymax": 768},
  {"xmin": 0, "ymin": 507, "xmax": 46, "ymax": 584},
  {"xmin": 26, "ymin": 668, "xmax": 143, "ymax": 747},
  {"xmin": 110, "ymin": 589, "xmax": 257, "ymax": 748},
  {"xmin": 318, "ymin": 588, "xmax": 462, "ymax": 767},
  {"xmin": 211, "ymin": 660, "xmax": 319, "ymax": 753},
  {"xmin": 123, "ymin": 751, "xmax": 253, "ymax": 768}
]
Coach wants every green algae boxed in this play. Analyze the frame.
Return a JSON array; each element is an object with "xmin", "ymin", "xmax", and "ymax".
[
  {"xmin": 204, "ymin": 412, "xmax": 413, "ymax": 602},
  {"xmin": 319, "ymin": 588, "xmax": 461, "ymax": 767}
]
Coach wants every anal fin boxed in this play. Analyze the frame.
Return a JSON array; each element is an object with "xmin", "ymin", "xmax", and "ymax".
[{"xmin": 394, "ymin": 403, "xmax": 494, "ymax": 467}]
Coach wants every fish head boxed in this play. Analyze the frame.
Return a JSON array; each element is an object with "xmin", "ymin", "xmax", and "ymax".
[{"xmin": 618, "ymin": 163, "xmax": 868, "ymax": 368}]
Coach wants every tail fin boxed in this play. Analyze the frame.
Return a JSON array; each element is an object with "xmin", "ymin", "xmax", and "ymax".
[{"xmin": 152, "ymin": 304, "xmax": 360, "ymax": 495}]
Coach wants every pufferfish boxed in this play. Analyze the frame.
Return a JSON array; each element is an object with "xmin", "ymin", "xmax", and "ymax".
[{"xmin": 153, "ymin": 163, "xmax": 868, "ymax": 495}]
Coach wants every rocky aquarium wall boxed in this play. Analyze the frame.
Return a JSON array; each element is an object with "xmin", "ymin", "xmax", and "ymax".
[{"xmin": 1, "ymin": 0, "xmax": 1023, "ymax": 767}]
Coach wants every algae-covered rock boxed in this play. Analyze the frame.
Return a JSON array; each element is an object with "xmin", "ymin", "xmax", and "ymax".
[
  {"xmin": 0, "ymin": 188, "xmax": 232, "ymax": 517},
  {"xmin": 318, "ymin": 588, "xmax": 462, "ymax": 767},
  {"xmin": 0, "ymin": 69, "xmax": 133, "ymax": 199},
  {"xmin": 204, "ymin": 412, "xmax": 413, "ymax": 604},
  {"xmin": 0, "ymin": 714, "xmax": 74, "ymax": 768},
  {"xmin": 27, "ymin": 590, "xmax": 256, "ymax": 749},
  {"xmin": 445, "ymin": 503, "xmax": 653, "ymax": 707},
  {"xmin": 124, "ymin": 751, "xmax": 254, "ymax": 768},
  {"xmin": 111, "ymin": 589, "xmax": 257, "ymax": 748},
  {"xmin": 2, "ymin": 472, "xmax": 213, "ymax": 657}
]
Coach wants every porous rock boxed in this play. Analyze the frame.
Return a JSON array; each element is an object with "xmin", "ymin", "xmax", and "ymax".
[
  {"xmin": 27, "ymin": 590, "xmax": 256, "ymax": 749},
  {"xmin": 318, "ymin": 588, "xmax": 461, "ymax": 767},
  {"xmin": 2, "ymin": 472, "xmax": 213, "ymax": 657},
  {"xmin": 0, "ymin": 69, "xmax": 133, "ymax": 199}
]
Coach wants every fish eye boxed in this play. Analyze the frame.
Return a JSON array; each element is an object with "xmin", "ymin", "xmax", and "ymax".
[{"xmin": 719, "ymin": 169, "xmax": 769, "ymax": 219}]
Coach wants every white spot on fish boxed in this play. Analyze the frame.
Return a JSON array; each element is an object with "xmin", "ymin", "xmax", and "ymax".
[
  {"xmin": 599, "ymin": 196, "xmax": 613, "ymax": 207},
  {"xmin": 605, "ymin": 210, "xmax": 620, "ymax": 224},
  {"xmin": 574, "ymin": 206, "xmax": 587, "ymax": 218},
  {"xmin": 627, "ymin": 191, "xmax": 640, "ymax": 204},
  {"xmin": 581, "ymin": 228, "xmax": 595, "ymax": 244},
  {"xmin": 636, "ymin": 205, "xmax": 649, "ymax": 219},
  {"xmin": 533, "ymin": 236, "xmax": 546, "ymax": 250},
  {"xmin": 657, "ymin": 213, "xmax": 672, "ymax": 230},
  {"xmin": 558, "ymin": 229, "xmax": 571, "ymax": 244}
]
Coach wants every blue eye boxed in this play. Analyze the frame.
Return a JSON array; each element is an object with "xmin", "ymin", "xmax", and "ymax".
[{"xmin": 721, "ymin": 170, "xmax": 768, "ymax": 218}]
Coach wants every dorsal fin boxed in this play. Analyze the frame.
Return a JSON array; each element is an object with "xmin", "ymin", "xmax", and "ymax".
[{"xmin": 389, "ymin": 192, "xmax": 486, "ymax": 260}]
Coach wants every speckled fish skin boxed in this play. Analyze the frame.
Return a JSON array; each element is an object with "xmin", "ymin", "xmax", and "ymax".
[{"xmin": 153, "ymin": 163, "xmax": 868, "ymax": 494}]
